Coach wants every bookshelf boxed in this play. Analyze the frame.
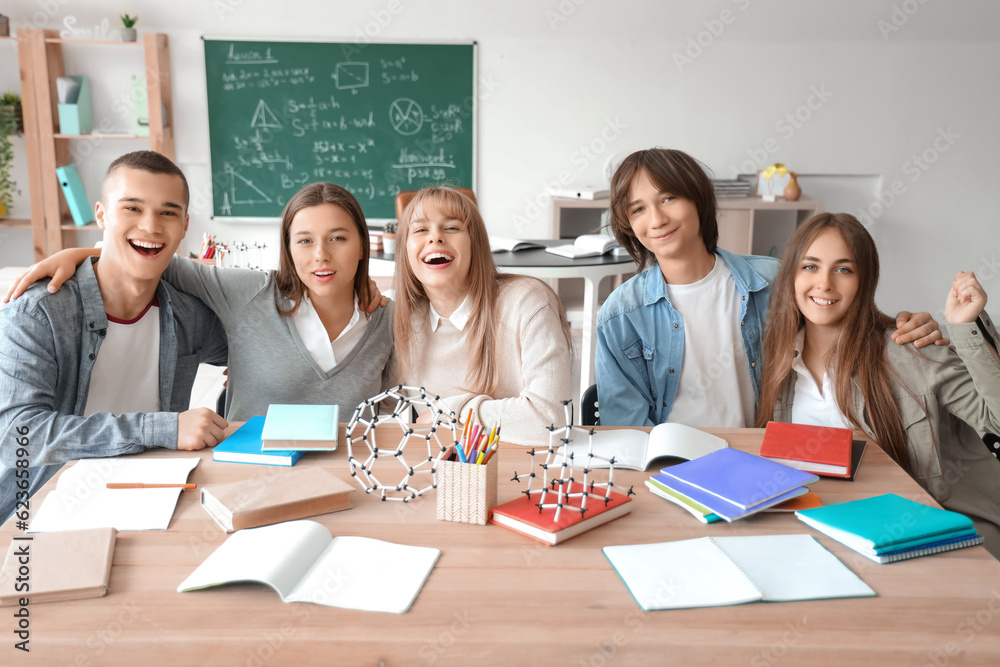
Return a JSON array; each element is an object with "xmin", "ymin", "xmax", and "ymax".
[
  {"xmin": 15, "ymin": 29, "xmax": 174, "ymax": 260},
  {"xmin": 0, "ymin": 35, "xmax": 41, "ymax": 253}
]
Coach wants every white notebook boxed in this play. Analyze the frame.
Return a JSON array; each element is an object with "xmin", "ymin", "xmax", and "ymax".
[
  {"xmin": 178, "ymin": 520, "xmax": 440, "ymax": 614},
  {"xmin": 558, "ymin": 423, "xmax": 728, "ymax": 471},
  {"xmin": 28, "ymin": 458, "xmax": 200, "ymax": 532},
  {"xmin": 603, "ymin": 535, "xmax": 875, "ymax": 611}
]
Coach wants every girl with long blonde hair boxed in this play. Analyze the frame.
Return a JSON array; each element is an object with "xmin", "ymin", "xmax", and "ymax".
[{"xmin": 393, "ymin": 187, "xmax": 572, "ymax": 445}]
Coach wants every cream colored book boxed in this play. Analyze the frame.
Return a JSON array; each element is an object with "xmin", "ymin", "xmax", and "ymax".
[
  {"xmin": 201, "ymin": 467, "xmax": 354, "ymax": 532},
  {"xmin": 0, "ymin": 528, "xmax": 116, "ymax": 605}
]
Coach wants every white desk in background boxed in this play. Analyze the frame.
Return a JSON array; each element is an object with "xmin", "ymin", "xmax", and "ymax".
[{"xmin": 369, "ymin": 241, "xmax": 637, "ymax": 404}]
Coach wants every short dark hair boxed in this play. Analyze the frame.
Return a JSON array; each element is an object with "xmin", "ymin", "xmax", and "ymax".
[
  {"xmin": 103, "ymin": 150, "xmax": 190, "ymax": 210},
  {"xmin": 608, "ymin": 148, "xmax": 718, "ymax": 268}
]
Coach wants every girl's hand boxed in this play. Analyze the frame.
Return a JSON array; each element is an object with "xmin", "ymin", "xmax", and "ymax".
[
  {"xmin": 945, "ymin": 271, "xmax": 988, "ymax": 324},
  {"xmin": 892, "ymin": 311, "xmax": 950, "ymax": 348},
  {"xmin": 3, "ymin": 247, "xmax": 98, "ymax": 303}
]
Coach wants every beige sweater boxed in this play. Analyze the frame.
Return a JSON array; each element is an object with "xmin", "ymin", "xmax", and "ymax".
[{"xmin": 403, "ymin": 276, "xmax": 573, "ymax": 446}]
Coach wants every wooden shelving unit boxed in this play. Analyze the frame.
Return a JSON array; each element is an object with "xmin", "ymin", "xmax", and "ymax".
[{"xmin": 15, "ymin": 29, "xmax": 174, "ymax": 260}]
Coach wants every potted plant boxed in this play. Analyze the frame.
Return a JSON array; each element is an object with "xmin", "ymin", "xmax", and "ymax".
[
  {"xmin": 0, "ymin": 92, "xmax": 23, "ymax": 135},
  {"xmin": 120, "ymin": 14, "xmax": 138, "ymax": 42},
  {"xmin": 0, "ymin": 13, "xmax": 10, "ymax": 37},
  {"xmin": 382, "ymin": 221, "xmax": 397, "ymax": 255},
  {"xmin": 0, "ymin": 104, "xmax": 17, "ymax": 216}
]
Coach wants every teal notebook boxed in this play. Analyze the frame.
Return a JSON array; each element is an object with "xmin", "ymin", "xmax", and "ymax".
[
  {"xmin": 796, "ymin": 493, "xmax": 980, "ymax": 560},
  {"xmin": 261, "ymin": 404, "xmax": 339, "ymax": 452},
  {"xmin": 213, "ymin": 417, "xmax": 304, "ymax": 467}
]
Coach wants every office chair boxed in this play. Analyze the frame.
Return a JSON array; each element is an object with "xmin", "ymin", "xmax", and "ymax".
[{"xmin": 581, "ymin": 383, "xmax": 600, "ymax": 426}]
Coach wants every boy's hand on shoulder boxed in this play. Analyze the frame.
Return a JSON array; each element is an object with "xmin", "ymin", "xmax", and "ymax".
[
  {"xmin": 177, "ymin": 408, "xmax": 229, "ymax": 450},
  {"xmin": 364, "ymin": 277, "xmax": 389, "ymax": 313},
  {"xmin": 945, "ymin": 271, "xmax": 988, "ymax": 324},
  {"xmin": 892, "ymin": 310, "xmax": 950, "ymax": 348},
  {"xmin": 3, "ymin": 260, "xmax": 72, "ymax": 303}
]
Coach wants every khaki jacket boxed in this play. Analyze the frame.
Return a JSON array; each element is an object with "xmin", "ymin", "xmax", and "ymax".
[{"xmin": 774, "ymin": 314, "xmax": 1000, "ymax": 554}]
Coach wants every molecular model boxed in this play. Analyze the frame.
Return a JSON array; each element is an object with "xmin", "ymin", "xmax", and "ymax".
[
  {"xmin": 345, "ymin": 386, "xmax": 459, "ymax": 502},
  {"xmin": 511, "ymin": 400, "xmax": 634, "ymax": 522}
]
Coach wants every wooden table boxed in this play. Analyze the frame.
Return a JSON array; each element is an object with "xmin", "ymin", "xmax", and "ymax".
[{"xmin": 5, "ymin": 427, "xmax": 1000, "ymax": 666}]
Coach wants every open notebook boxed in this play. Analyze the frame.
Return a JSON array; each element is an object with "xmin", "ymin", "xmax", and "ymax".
[
  {"xmin": 558, "ymin": 423, "xmax": 728, "ymax": 471},
  {"xmin": 178, "ymin": 520, "xmax": 439, "ymax": 613},
  {"xmin": 603, "ymin": 534, "xmax": 875, "ymax": 611}
]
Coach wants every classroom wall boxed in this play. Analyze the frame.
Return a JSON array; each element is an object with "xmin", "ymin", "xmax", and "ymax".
[{"xmin": 0, "ymin": 0, "xmax": 997, "ymax": 319}]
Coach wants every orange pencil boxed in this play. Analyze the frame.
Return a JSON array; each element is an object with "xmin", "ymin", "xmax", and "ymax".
[{"xmin": 106, "ymin": 483, "xmax": 196, "ymax": 489}]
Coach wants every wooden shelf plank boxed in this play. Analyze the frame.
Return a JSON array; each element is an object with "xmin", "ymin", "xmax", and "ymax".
[
  {"xmin": 60, "ymin": 222, "xmax": 100, "ymax": 231},
  {"xmin": 0, "ymin": 218, "xmax": 34, "ymax": 228},
  {"xmin": 54, "ymin": 133, "xmax": 146, "ymax": 140},
  {"xmin": 43, "ymin": 38, "xmax": 143, "ymax": 46}
]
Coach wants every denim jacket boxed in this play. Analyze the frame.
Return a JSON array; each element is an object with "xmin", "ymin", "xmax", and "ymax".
[
  {"xmin": 0, "ymin": 259, "xmax": 227, "ymax": 522},
  {"xmin": 595, "ymin": 249, "xmax": 778, "ymax": 426}
]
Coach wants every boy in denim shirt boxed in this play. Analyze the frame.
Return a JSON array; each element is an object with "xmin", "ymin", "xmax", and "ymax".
[
  {"xmin": 0, "ymin": 151, "xmax": 228, "ymax": 522},
  {"xmin": 595, "ymin": 148, "xmax": 943, "ymax": 427}
]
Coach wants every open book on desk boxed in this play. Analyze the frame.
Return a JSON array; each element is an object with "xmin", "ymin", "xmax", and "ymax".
[
  {"xmin": 603, "ymin": 534, "xmax": 875, "ymax": 611},
  {"xmin": 489, "ymin": 237, "xmax": 544, "ymax": 253},
  {"xmin": 178, "ymin": 520, "xmax": 440, "ymax": 613},
  {"xmin": 545, "ymin": 234, "xmax": 620, "ymax": 259},
  {"xmin": 558, "ymin": 423, "xmax": 728, "ymax": 471}
]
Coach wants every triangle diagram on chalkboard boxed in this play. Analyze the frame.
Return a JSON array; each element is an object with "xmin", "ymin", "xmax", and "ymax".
[
  {"xmin": 250, "ymin": 100, "xmax": 281, "ymax": 130},
  {"xmin": 229, "ymin": 169, "xmax": 273, "ymax": 205}
]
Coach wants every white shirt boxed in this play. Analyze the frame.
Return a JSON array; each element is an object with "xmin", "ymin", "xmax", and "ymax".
[
  {"xmin": 84, "ymin": 301, "xmax": 161, "ymax": 416},
  {"xmin": 292, "ymin": 295, "xmax": 368, "ymax": 373},
  {"xmin": 665, "ymin": 256, "xmax": 756, "ymax": 428},
  {"xmin": 790, "ymin": 330, "xmax": 852, "ymax": 428},
  {"xmin": 429, "ymin": 294, "xmax": 472, "ymax": 332}
]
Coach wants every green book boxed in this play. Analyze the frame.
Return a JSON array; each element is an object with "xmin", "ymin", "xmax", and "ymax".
[{"xmin": 260, "ymin": 404, "xmax": 339, "ymax": 452}]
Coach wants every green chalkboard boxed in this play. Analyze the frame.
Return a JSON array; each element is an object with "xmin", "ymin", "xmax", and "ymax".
[{"xmin": 203, "ymin": 39, "xmax": 476, "ymax": 220}]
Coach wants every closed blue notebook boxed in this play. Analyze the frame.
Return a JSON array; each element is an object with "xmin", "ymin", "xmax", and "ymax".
[
  {"xmin": 213, "ymin": 417, "xmax": 304, "ymax": 467},
  {"xmin": 796, "ymin": 493, "xmax": 977, "ymax": 555},
  {"xmin": 660, "ymin": 448, "xmax": 818, "ymax": 510},
  {"xmin": 650, "ymin": 473, "xmax": 807, "ymax": 522},
  {"xmin": 261, "ymin": 404, "xmax": 339, "ymax": 452}
]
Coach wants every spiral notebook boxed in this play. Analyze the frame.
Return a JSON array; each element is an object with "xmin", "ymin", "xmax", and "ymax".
[{"xmin": 603, "ymin": 534, "xmax": 875, "ymax": 611}]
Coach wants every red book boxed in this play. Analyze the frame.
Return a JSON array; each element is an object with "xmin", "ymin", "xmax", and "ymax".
[
  {"xmin": 759, "ymin": 422, "xmax": 858, "ymax": 479},
  {"xmin": 489, "ymin": 484, "xmax": 632, "ymax": 546}
]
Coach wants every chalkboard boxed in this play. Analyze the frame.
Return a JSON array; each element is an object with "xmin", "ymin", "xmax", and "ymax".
[{"xmin": 203, "ymin": 39, "xmax": 476, "ymax": 220}]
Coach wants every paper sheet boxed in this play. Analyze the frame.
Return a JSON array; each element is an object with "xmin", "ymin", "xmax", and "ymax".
[{"xmin": 28, "ymin": 458, "xmax": 200, "ymax": 532}]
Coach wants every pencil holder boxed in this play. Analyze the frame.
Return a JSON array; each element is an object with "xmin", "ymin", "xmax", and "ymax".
[{"xmin": 436, "ymin": 455, "xmax": 498, "ymax": 525}]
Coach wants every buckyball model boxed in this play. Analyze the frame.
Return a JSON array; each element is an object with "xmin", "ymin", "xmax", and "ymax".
[{"xmin": 345, "ymin": 386, "xmax": 459, "ymax": 502}]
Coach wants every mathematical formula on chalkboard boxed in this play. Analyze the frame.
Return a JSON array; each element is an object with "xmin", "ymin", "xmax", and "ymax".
[{"xmin": 204, "ymin": 40, "xmax": 476, "ymax": 220}]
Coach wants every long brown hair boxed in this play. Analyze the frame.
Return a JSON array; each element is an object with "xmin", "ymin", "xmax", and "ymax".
[
  {"xmin": 394, "ymin": 186, "xmax": 570, "ymax": 395},
  {"xmin": 755, "ymin": 213, "xmax": 912, "ymax": 470},
  {"xmin": 609, "ymin": 148, "xmax": 719, "ymax": 270},
  {"xmin": 274, "ymin": 183, "xmax": 373, "ymax": 317}
]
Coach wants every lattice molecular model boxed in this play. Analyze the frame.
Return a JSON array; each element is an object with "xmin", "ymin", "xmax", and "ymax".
[
  {"xmin": 346, "ymin": 386, "xmax": 459, "ymax": 502},
  {"xmin": 511, "ymin": 400, "xmax": 634, "ymax": 522}
]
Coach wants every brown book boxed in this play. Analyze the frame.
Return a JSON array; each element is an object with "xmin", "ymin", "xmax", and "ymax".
[
  {"xmin": 0, "ymin": 528, "xmax": 117, "ymax": 606},
  {"xmin": 201, "ymin": 467, "xmax": 354, "ymax": 532}
]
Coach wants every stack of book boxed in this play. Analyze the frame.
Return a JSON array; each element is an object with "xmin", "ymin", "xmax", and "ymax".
[
  {"xmin": 796, "ymin": 494, "xmax": 984, "ymax": 563},
  {"xmin": 712, "ymin": 179, "xmax": 753, "ymax": 199},
  {"xmin": 645, "ymin": 448, "xmax": 818, "ymax": 522},
  {"xmin": 759, "ymin": 421, "xmax": 866, "ymax": 480}
]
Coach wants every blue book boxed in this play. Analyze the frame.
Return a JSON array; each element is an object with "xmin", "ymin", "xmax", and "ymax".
[
  {"xmin": 796, "ymin": 493, "xmax": 980, "ymax": 560},
  {"xmin": 660, "ymin": 448, "xmax": 818, "ymax": 510},
  {"xmin": 261, "ymin": 404, "xmax": 339, "ymax": 452},
  {"xmin": 650, "ymin": 473, "xmax": 807, "ymax": 522},
  {"xmin": 213, "ymin": 417, "xmax": 303, "ymax": 467}
]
